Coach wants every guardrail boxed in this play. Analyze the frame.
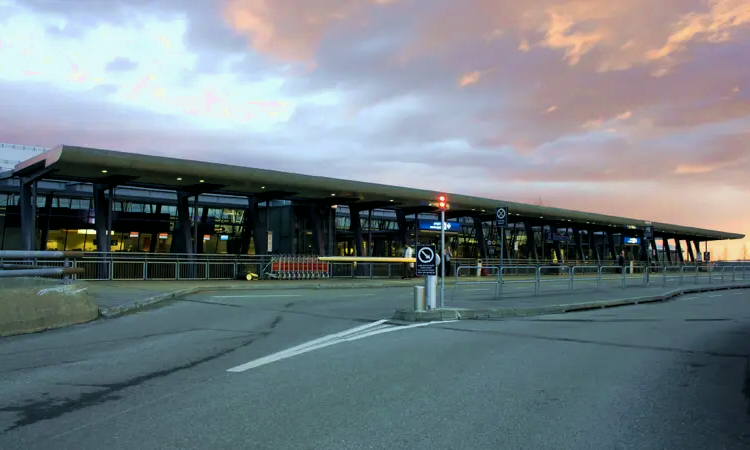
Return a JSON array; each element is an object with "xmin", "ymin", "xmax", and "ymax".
[
  {"xmin": 0, "ymin": 251, "xmax": 84, "ymax": 283},
  {"xmin": 448, "ymin": 263, "xmax": 749, "ymax": 303}
]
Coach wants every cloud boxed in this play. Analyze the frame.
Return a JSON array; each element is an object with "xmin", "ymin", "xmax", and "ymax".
[
  {"xmin": 105, "ymin": 57, "xmax": 139, "ymax": 72},
  {"xmin": 1, "ymin": 0, "xmax": 749, "ymax": 256}
]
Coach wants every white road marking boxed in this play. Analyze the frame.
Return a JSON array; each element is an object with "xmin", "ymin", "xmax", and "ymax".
[
  {"xmin": 335, "ymin": 293, "xmax": 376, "ymax": 297},
  {"xmin": 682, "ymin": 297, "xmax": 698, "ymax": 300},
  {"xmin": 212, "ymin": 294, "xmax": 302, "ymax": 299},
  {"xmin": 465, "ymin": 288, "xmax": 488, "ymax": 291},
  {"xmin": 227, "ymin": 319, "xmax": 443, "ymax": 373},
  {"xmin": 709, "ymin": 294, "xmax": 723, "ymax": 298}
]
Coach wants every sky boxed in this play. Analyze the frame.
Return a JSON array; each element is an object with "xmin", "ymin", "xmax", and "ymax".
[{"xmin": 0, "ymin": 0, "xmax": 748, "ymax": 259}]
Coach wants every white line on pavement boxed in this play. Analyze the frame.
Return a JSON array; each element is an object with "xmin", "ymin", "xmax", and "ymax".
[
  {"xmin": 709, "ymin": 294, "xmax": 723, "ymax": 298},
  {"xmin": 212, "ymin": 294, "xmax": 302, "ymax": 298},
  {"xmin": 227, "ymin": 319, "xmax": 443, "ymax": 373},
  {"xmin": 682, "ymin": 297, "xmax": 698, "ymax": 300}
]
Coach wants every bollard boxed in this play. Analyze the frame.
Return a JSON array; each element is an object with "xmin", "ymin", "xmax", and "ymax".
[
  {"xmin": 425, "ymin": 275, "xmax": 437, "ymax": 309},
  {"xmin": 413, "ymin": 285, "xmax": 425, "ymax": 312},
  {"xmin": 476, "ymin": 259, "xmax": 482, "ymax": 277}
]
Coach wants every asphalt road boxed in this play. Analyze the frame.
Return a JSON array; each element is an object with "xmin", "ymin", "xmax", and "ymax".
[{"xmin": 1, "ymin": 287, "xmax": 749, "ymax": 449}]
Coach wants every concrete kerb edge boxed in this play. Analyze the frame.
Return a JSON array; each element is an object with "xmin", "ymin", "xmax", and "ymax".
[
  {"xmin": 97, "ymin": 281, "xmax": 418, "ymax": 318},
  {"xmin": 392, "ymin": 282, "xmax": 750, "ymax": 322}
]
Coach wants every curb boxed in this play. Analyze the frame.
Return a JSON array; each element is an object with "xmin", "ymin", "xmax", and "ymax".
[
  {"xmin": 392, "ymin": 283, "xmax": 750, "ymax": 322},
  {"xmin": 97, "ymin": 282, "xmax": 420, "ymax": 318},
  {"xmin": 99, "ymin": 287, "xmax": 201, "ymax": 318}
]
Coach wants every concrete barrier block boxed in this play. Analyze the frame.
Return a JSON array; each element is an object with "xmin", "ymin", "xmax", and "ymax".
[{"xmin": 0, "ymin": 278, "xmax": 98, "ymax": 337}]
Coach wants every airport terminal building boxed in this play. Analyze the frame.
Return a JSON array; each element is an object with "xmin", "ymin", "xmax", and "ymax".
[{"xmin": 0, "ymin": 143, "xmax": 743, "ymax": 264}]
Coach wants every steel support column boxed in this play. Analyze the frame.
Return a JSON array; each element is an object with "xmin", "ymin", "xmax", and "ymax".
[
  {"xmin": 170, "ymin": 192, "xmax": 193, "ymax": 254},
  {"xmin": 93, "ymin": 184, "xmax": 110, "ymax": 253},
  {"xmin": 685, "ymin": 239, "xmax": 695, "ymax": 262},
  {"xmin": 39, "ymin": 193, "xmax": 53, "ymax": 250},
  {"xmin": 589, "ymin": 230, "xmax": 601, "ymax": 262},
  {"xmin": 606, "ymin": 232, "xmax": 617, "ymax": 261},
  {"xmin": 692, "ymin": 240, "xmax": 702, "ymax": 262},
  {"xmin": 674, "ymin": 239, "xmax": 685, "ymax": 263},
  {"xmin": 309, "ymin": 203, "xmax": 326, "ymax": 256},
  {"xmin": 650, "ymin": 238, "xmax": 659, "ymax": 262},
  {"xmin": 524, "ymin": 222, "xmax": 538, "ymax": 261},
  {"xmin": 19, "ymin": 178, "xmax": 37, "ymax": 251},
  {"xmin": 662, "ymin": 237, "xmax": 672, "ymax": 263},
  {"xmin": 573, "ymin": 228, "xmax": 584, "ymax": 262},
  {"xmin": 349, "ymin": 207, "xmax": 365, "ymax": 256},
  {"xmin": 473, "ymin": 217, "xmax": 487, "ymax": 258},
  {"xmin": 395, "ymin": 210, "xmax": 408, "ymax": 247},
  {"xmin": 149, "ymin": 204, "xmax": 163, "ymax": 253}
]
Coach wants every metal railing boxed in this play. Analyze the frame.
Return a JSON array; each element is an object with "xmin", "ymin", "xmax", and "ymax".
[
  {"xmin": 0, "ymin": 251, "xmax": 83, "ymax": 282},
  {"xmin": 0, "ymin": 251, "xmax": 730, "ymax": 283},
  {"xmin": 449, "ymin": 263, "xmax": 749, "ymax": 301}
]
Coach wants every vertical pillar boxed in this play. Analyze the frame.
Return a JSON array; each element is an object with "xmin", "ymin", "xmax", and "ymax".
[
  {"xmin": 414, "ymin": 213, "xmax": 419, "ymax": 248},
  {"xmin": 349, "ymin": 207, "xmax": 365, "ymax": 256},
  {"xmin": 692, "ymin": 240, "xmax": 702, "ymax": 262},
  {"xmin": 149, "ymin": 204, "xmax": 162, "ymax": 253},
  {"xmin": 674, "ymin": 239, "xmax": 685, "ymax": 263},
  {"xmin": 196, "ymin": 207, "xmax": 209, "ymax": 254},
  {"xmin": 395, "ymin": 210, "xmax": 408, "ymax": 247},
  {"xmin": 589, "ymin": 230, "xmax": 601, "ymax": 262},
  {"xmin": 650, "ymin": 238, "xmax": 659, "ymax": 262},
  {"xmin": 606, "ymin": 232, "xmax": 617, "ymax": 261},
  {"xmin": 19, "ymin": 178, "xmax": 37, "ymax": 251},
  {"xmin": 524, "ymin": 222, "xmax": 538, "ymax": 261},
  {"xmin": 367, "ymin": 210, "xmax": 373, "ymax": 257},
  {"xmin": 473, "ymin": 217, "xmax": 487, "ymax": 258},
  {"xmin": 662, "ymin": 237, "xmax": 672, "ymax": 263},
  {"xmin": 638, "ymin": 236, "xmax": 649, "ymax": 262},
  {"xmin": 93, "ymin": 184, "xmax": 109, "ymax": 253},
  {"xmin": 170, "ymin": 192, "xmax": 193, "ymax": 254},
  {"xmin": 573, "ymin": 228, "xmax": 584, "ymax": 262},
  {"xmin": 685, "ymin": 239, "xmax": 695, "ymax": 262},
  {"xmin": 309, "ymin": 203, "xmax": 325, "ymax": 256},
  {"xmin": 39, "ymin": 193, "xmax": 54, "ymax": 250},
  {"xmin": 328, "ymin": 206, "xmax": 334, "ymax": 255},
  {"xmin": 554, "ymin": 241, "xmax": 563, "ymax": 263}
]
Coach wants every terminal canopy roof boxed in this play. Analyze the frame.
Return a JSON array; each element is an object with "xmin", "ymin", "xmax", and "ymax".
[{"xmin": 9, "ymin": 145, "xmax": 745, "ymax": 241}]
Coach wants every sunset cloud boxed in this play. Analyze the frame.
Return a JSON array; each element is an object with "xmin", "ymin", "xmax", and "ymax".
[{"xmin": 0, "ymin": 0, "xmax": 748, "ymax": 258}]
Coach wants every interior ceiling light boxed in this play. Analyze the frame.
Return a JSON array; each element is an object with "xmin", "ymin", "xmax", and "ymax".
[
  {"xmin": 176, "ymin": 177, "xmax": 182, "ymax": 181},
  {"xmin": 199, "ymin": 180, "xmax": 205, "ymax": 183},
  {"xmin": 101, "ymin": 170, "xmax": 107, "ymax": 173}
]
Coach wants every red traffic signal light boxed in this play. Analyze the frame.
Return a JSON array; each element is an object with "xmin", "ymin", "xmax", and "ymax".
[{"xmin": 437, "ymin": 195, "xmax": 447, "ymax": 210}]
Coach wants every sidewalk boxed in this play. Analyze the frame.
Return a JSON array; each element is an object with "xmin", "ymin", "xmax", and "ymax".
[
  {"xmin": 394, "ymin": 281, "xmax": 750, "ymax": 321},
  {"xmin": 87, "ymin": 277, "xmax": 465, "ymax": 316}
]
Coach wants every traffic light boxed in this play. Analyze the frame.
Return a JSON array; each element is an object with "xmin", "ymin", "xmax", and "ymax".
[{"xmin": 437, "ymin": 195, "xmax": 447, "ymax": 210}]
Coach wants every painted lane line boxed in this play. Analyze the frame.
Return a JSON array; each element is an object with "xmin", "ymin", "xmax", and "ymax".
[
  {"xmin": 709, "ymin": 294, "xmax": 723, "ymax": 298},
  {"xmin": 270, "ymin": 319, "xmax": 388, "ymax": 356},
  {"xmin": 682, "ymin": 297, "xmax": 698, "ymax": 300},
  {"xmin": 227, "ymin": 320, "xmax": 388, "ymax": 372},
  {"xmin": 227, "ymin": 320, "xmax": 441, "ymax": 373},
  {"xmin": 212, "ymin": 294, "xmax": 302, "ymax": 299}
]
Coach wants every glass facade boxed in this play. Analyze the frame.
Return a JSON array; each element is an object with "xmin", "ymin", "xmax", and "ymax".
[{"xmin": 0, "ymin": 191, "xmax": 651, "ymax": 261}]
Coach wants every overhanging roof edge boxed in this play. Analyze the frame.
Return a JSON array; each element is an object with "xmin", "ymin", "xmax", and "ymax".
[{"xmin": 33, "ymin": 144, "xmax": 745, "ymax": 240}]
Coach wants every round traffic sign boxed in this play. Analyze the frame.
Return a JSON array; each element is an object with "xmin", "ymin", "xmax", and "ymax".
[
  {"xmin": 496, "ymin": 208, "xmax": 506, "ymax": 220},
  {"xmin": 417, "ymin": 247, "xmax": 434, "ymax": 264}
]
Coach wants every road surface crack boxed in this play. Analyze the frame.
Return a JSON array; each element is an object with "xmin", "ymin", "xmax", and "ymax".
[{"xmin": 0, "ymin": 315, "xmax": 284, "ymax": 432}]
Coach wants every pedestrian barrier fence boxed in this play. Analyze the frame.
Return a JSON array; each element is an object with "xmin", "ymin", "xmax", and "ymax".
[
  {"xmin": 448, "ymin": 262, "xmax": 750, "ymax": 302},
  {"xmin": 452, "ymin": 265, "xmax": 500, "ymax": 300}
]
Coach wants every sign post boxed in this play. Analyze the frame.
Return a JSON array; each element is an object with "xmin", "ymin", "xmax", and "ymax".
[
  {"xmin": 437, "ymin": 195, "xmax": 447, "ymax": 308},
  {"xmin": 644, "ymin": 222, "xmax": 653, "ymax": 285},
  {"xmin": 416, "ymin": 244, "xmax": 437, "ymax": 309},
  {"xmin": 495, "ymin": 207, "xmax": 508, "ymax": 296}
]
